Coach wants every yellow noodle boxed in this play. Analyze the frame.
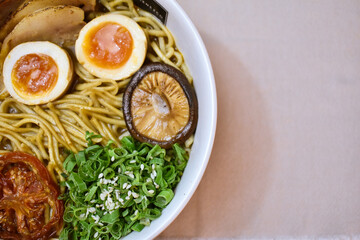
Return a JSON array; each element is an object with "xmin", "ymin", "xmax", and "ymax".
[
  {"xmin": 91, "ymin": 112, "xmax": 126, "ymax": 126},
  {"xmin": 47, "ymin": 110, "xmax": 77, "ymax": 153},
  {"xmin": 101, "ymin": 121, "xmax": 121, "ymax": 147},
  {"xmin": 36, "ymin": 129, "xmax": 49, "ymax": 159},
  {"xmin": 145, "ymin": 29, "xmax": 167, "ymax": 37},
  {"xmin": 0, "ymin": 132, "xmax": 22, "ymax": 151},
  {"xmin": 151, "ymin": 41, "xmax": 179, "ymax": 68},
  {"xmin": 165, "ymin": 47, "xmax": 175, "ymax": 58},
  {"xmin": 98, "ymin": 98, "xmax": 124, "ymax": 118},
  {"xmin": 13, "ymin": 102, "xmax": 35, "ymax": 114},
  {"xmin": 117, "ymin": 78, "xmax": 130, "ymax": 88},
  {"xmin": 90, "ymin": 92, "xmax": 100, "ymax": 107},
  {"xmin": 76, "ymin": 81, "xmax": 102, "ymax": 90},
  {"xmin": 34, "ymin": 106, "xmax": 56, "ymax": 125},
  {"xmin": 0, "ymin": 129, "xmax": 42, "ymax": 160},
  {"xmin": 93, "ymin": 91, "xmax": 122, "ymax": 107},
  {"xmin": 59, "ymin": 113, "xmax": 77, "ymax": 124},
  {"xmin": 60, "ymin": 110, "xmax": 94, "ymax": 133},
  {"xmin": 61, "ymin": 120, "xmax": 87, "ymax": 137},
  {"xmin": 173, "ymin": 51, "xmax": 184, "ymax": 67},
  {"xmin": 90, "ymin": 118, "xmax": 108, "ymax": 145},
  {"xmin": 0, "ymin": 98, "xmax": 12, "ymax": 112},
  {"xmin": 11, "ymin": 116, "xmax": 70, "ymax": 149},
  {"xmin": 147, "ymin": 53, "xmax": 160, "ymax": 62},
  {"xmin": 79, "ymin": 109, "xmax": 97, "ymax": 133},
  {"xmin": 134, "ymin": 17, "xmax": 161, "ymax": 30},
  {"xmin": 0, "ymin": 121, "xmax": 37, "ymax": 133}
]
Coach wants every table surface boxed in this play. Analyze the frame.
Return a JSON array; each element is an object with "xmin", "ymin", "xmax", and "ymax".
[{"xmin": 158, "ymin": 0, "xmax": 360, "ymax": 239}]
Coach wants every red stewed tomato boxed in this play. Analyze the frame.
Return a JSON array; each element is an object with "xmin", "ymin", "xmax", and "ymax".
[{"xmin": 0, "ymin": 152, "xmax": 63, "ymax": 240}]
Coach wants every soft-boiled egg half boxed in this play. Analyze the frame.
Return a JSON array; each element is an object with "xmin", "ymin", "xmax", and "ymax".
[
  {"xmin": 3, "ymin": 41, "xmax": 73, "ymax": 105},
  {"xmin": 75, "ymin": 14, "xmax": 147, "ymax": 80}
]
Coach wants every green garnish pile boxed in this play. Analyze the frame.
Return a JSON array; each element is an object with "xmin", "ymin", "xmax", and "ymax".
[{"xmin": 60, "ymin": 132, "xmax": 189, "ymax": 239}]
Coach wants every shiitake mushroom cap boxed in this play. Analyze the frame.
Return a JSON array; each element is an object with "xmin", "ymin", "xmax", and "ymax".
[{"xmin": 123, "ymin": 62, "xmax": 198, "ymax": 149}]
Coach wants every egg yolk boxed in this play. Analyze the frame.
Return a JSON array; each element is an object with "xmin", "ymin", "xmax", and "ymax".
[
  {"xmin": 11, "ymin": 53, "xmax": 58, "ymax": 98},
  {"xmin": 83, "ymin": 22, "xmax": 133, "ymax": 69}
]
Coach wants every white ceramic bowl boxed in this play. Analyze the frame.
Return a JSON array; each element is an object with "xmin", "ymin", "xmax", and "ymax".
[{"xmin": 124, "ymin": 0, "xmax": 217, "ymax": 239}]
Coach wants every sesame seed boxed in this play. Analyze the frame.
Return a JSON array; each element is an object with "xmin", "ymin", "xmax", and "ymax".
[
  {"xmin": 122, "ymin": 183, "xmax": 128, "ymax": 189},
  {"xmin": 152, "ymin": 164, "xmax": 155, "ymax": 170},
  {"xmin": 118, "ymin": 168, "xmax": 121, "ymax": 173},
  {"xmin": 125, "ymin": 171, "xmax": 135, "ymax": 179},
  {"xmin": 98, "ymin": 173, "xmax": 104, "ymax": 178},
  {"xmin": 126, "ymin": 184, "xmax": 131, "ymax": 189},
  {"xmin": 132, "ymin": 192, "xmax": 139, "ymax": 198},
  {"xmin": 105, "ymin": 196, "xmax": 115, "ymax": 210},
  {"xmin": 115, "ymin": 192, "xmax": 120, "ymax": 202},
  {"xmin": 140, "ymin": 164, "xmax": 144, "ymax": 170},
  {"xmin": 91, "ymin": 215, "xmax": 100, "ymax": 223},
  {"xmin": 80, "ymin": 213, "xmax": 85, "ymax": 218},
  {"xmin": 148, "ymin": 190, "xmax": 154, "ymax": 194},
  {"xmin": 94, "ymin": 232, "xmax": 99, "ymax": 238},
  {"xmin": 125, "ymin": 196, "xmax": 130, "ymax": 200},
  {"xmin": 152, "ymin": 170, "xmax": 157, "ymax": 177},
  {"xmin": 100, "ymin": 192, "xmax": 107, "ymax": 201},
  {"xmin": 88, "ymin": 207, "xmax": 96, "ymax": 213},
  {"xmin": 130, "ymin": 160, "xmax": 136, "ymax": 163},
  {"xmin": 111, "ymin": 156, "xmax": 115, "ymax": 162},
  {"xmin": 127, "ymin": 190, "xmax": 132, "ymax": 196}
]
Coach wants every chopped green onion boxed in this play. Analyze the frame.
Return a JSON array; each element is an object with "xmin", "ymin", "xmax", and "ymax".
[
  {"xmin": 110, "ymin": 221, "xmax": 123, "ymax": 238},
  {"xmin": 101, "ymin": 209, "xmax": 120, "ymax": 224},
  {"xmin": 60, "ymin": 132, "xmax": 189, "ymax": 239},
  {"xmin": 103, "ymin": 167, "xmax": 115, "ymax": 179},
  {"xmin": 154, "ymin": 189, "xmax": 174, "ymax": 208},
  {"xmin": 64, "ymin": 153, "xmax": 76, "ymax": 172},
  {"xmin": 68, "ymin": 172, "xmax": 87, "ymax": 192},
  {"xmin": 84, "ymin": 185, "xmax": 97, "ymax": 202},
  {"xmin": 131, "ymin": 222, "xmax": 145, "ymax": 232}
]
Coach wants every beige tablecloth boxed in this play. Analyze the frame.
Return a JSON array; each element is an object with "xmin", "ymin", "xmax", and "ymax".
[{"xmin": 159, "ymin": 0, "xmax": 360, "ymax": 239}]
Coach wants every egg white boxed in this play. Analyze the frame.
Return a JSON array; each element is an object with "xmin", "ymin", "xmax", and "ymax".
[
  {"xmin": 75, "ymin": 14, "xmax": 147, "ymax": 80},
  {"xmin": 3, "ymin": 41, "xmax": 73, "ymax": 105}
]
